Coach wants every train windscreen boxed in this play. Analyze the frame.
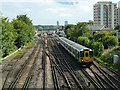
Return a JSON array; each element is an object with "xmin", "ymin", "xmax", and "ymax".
[{"xmin": 85, "ymin": 53, "xmax": 88, "ymax": 57}]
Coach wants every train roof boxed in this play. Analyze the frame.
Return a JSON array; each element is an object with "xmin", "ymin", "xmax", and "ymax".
[{"xmin": 59, "ymin": 37, "xmax": 91, "ymax": 51}]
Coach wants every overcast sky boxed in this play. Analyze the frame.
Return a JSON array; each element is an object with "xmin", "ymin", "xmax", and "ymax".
[{"xmin": 0, "ymin": 0, "xmax": 119, "ymax": 25}]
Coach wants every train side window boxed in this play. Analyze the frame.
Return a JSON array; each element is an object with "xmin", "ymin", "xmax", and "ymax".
[
  {"xmin": 80, "ymin": 51, "xmax": 84, "ymax": 57},
  {"xmin": 90, "ymin": 51, "xmax": 93, "ymax": 57},
  {"xmin": 77, "ymin": 51, "xmax": 79, "ymax": 58}
]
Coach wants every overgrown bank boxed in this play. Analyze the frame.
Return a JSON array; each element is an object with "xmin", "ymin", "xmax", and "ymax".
[{"xmin": 1, "ymin": 15, "xmax": 35, "ymax": 58}]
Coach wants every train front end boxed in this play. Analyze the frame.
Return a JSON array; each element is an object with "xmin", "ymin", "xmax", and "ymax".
[{"xmin": 80, "ymin": 49, "xmax": 93, "ymax": 66}]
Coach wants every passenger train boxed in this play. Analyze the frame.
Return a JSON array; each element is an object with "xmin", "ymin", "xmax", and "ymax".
[{"xmin": 59, "ymin": 37, "xmax": 93, "ymax": 67}]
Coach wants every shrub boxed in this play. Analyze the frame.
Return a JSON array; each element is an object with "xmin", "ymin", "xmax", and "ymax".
[
  {"xmin": 77, "ymin": 36, "xmax": 90, "ymax": 47},
  {"xmin": 109, "ymin": 31, "xmax": 117, "ymax": 36},
  {"xmin": 92, "ymin": 42, "xmax": 104, "ymax": 57},
  {"xmin": 101, "ymin": 46, "xmax": 120, "ymax": 67},
  {"xmin": 93, "ymin": 31, "xmax": 109, "ymax": 42},
  {"xmin": 103, "ymin": 36, "xmax": 119, "ymax": 49}
]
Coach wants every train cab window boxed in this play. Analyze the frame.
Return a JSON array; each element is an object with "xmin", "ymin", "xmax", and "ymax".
[
  {"xmin": 80, "ymin": 51, "xmax": 84, "ymax": 57},
  {"xmin": 90, "ymin": 51, "xmax": 93, "ymax": 57},
  {"xmin": 85, "ymin": 52, "xmax": 88, "ymax": 57}
]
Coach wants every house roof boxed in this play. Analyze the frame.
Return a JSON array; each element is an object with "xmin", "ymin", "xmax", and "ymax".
[{"xmin": 87, "ymin": 25, "xmax": 105, "ymax": 31}]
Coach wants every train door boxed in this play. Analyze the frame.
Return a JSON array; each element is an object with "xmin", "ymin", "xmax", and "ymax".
[{"xmin": 83, "ymin": 51, "xmax": 90, "ymax": 62}]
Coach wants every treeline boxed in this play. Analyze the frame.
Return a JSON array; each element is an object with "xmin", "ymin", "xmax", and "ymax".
[
  {"xmin": 2, "ymin": 15, "xmax": 35, "ymax": 57},
  {"xmin": 65, "ymin": 22, "xmax": 119, "ymax": 57}
]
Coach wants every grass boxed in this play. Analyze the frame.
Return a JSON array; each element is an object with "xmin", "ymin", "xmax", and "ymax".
[{"xmin": 95, "ymin": 46, "xmax": 120, "ymax": 72}]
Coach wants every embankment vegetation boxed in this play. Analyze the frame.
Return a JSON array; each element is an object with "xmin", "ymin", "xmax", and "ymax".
[{"xmin": 1, "ymin": 15, "xmax": 35, "ymax": 57}]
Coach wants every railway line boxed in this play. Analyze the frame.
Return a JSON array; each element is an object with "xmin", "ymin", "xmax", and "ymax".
[
  {"xmin": 7, "ymin": 40, "xmax": 41, "ymax": 89},
  {"xmin": 48, "ymin": 35, "xmax": 86, "ymax": 89},
  {"xmin": 2, "ymin": 32, "xmax": 120, "ymax": 89},
  {"xmin": 2, "ymin": 38, "xmax": 39, "ymax": 89}
]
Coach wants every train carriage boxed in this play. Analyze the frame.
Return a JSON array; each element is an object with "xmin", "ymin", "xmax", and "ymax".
[{"xmin": 59, "ymin": 37, "xmax": 93, "ymax": 67}]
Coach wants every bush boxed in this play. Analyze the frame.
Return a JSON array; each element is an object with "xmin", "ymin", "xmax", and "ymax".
[
  {"xmin": 109, "ymin": 31, "xmax": 117, "ymax": 36},
  {"xmin": 103, "ymin": 36, "xmax": 119, "ymax": 49},
  {"xmin": 93, "ymin": 31, "xmax": 109, "ymax": 42},
  {"xmin": 101, "ymin": 46, "xmax": 120, "ymax": 67},
  {"xmin": 77, "ymin": 36, "xmax": 90, "ymax": 47},
  {"xmin": 92, "ymin": 42, "xmax": 104, "ymax": 57}
]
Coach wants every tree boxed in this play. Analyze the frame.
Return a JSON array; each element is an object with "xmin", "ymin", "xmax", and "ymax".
[
  {"xmin": 109, "ymin": 31, "xmax": 117, "ymax": 36},
  {"xmin": 12, "ymin": 19, "xmax": 29, "ymax": 48},
  {"xmin": 16, "ymin": 15, "xmax": 35, "ymax": 42},
  {"xmin": 93, "ymin": 31, "xmax": 109, "ymax": 42},
  {"xmin": 92, "ymin": 42, "xmax": 104, "ymax": 57},
  {"xmin": 64, "ymin": 24, "xmax": 75, "ymax": 37},
  {"xmin": 77, "ymin": 36, "xmax": 90, "ymax": 47},
  {"xmin": 88, "ymin": 20, "xmax": 93, "ymax": 25},
  {"xmin": 114, "ymin": 25, "xmax": 120, "ymax": 30},
  {"xmin": 75, "ymin": 22, "xmax": 91, "ymax": 38},
  {"xmin": 103, "ymin": 36, "xmax": 119, "ymax": 49},
  {"xmin": 2, "ymin": 18, "xmax": 17, "ymax": 57}
]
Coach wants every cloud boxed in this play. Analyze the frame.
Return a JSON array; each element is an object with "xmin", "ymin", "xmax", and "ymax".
[
  {"xmin": 59, "ymin": 13, "xmax": 72, "ymax": 17},
  {"xmin": 46, "ymin": 7, "xmax": 69, "ymax": 13},
  {"xmin": 46, "ymin": 8, "xmax": 57, "ymax": 13},
  {"xmin": 24, "ymin": 9, "xmax": 31, "ymax": 13},
  {"xmin": 1, "ymin": 0, "xmax": 55, "ymax": 3}
]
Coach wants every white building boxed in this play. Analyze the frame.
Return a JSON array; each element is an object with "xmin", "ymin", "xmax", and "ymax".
[
  {"xmin": 57, "ymin": 21, "xmax": 59, "ymax": 27},
  {"xmin": 64, "ymin": 21, "xmax": 68, "ymax": 26},
  {"xmin": 93, "ymin": 1, "xmax": 117, "ymax": 29},
  {"xmin": 118, "ymin": 1, "xmax": 120, "ymax": 25}
]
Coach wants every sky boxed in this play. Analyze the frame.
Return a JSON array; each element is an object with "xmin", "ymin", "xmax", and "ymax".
[{"xmin": 0, "ymin": 0, "xmax": 119, "ymax": 25}]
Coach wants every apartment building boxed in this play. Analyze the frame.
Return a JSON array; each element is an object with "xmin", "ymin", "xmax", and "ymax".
[
  {"xmin": 93, "ymin": 1, "xmax": 117, "ymax": 29},
  {"xmin": 118, "ymin": 1, "xmax": 120, "ymax": 25}
]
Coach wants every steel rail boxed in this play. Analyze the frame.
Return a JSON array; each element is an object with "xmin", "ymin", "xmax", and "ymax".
[
  {"xmin": 7, "ymin": 41, "xmax": 40, "ymax": 89},
  {"xmin": 93, "ymin": 62, "xmax": 119, "ymax": 90},
  {"xmin": 22, "ymin": 40, "xmax": 42, "ymax": 89},
  {"xmin": 95, "ymin": 59, "xmax": 120, "ymax": 76},
  {"xmin": 46, "ymin": 52, "xmax": 60, "ymax": 90},
  {"xmin": 46, "ymin": 38, "xmax": 60, "ymax": 90},
  {"xmin": 89, "ymin": 68, "xmax": 106, "ymax": 89},
  {"xmin": 50, "ymin": 37, "xmax": 83, "ymax": 89},
  {"xmin": 47, "ymin": 37, "xmax": 72, "ymax": 89},
  {"xmin": 99, "ymin": 66, "xmax": 120, "ymax": 84},
  {"xmin": 81, "ymin": 69, "xmax": 101, "ymax": 89},
  {"xmin": 42, "ymin": 37, "xmax": 46, "ymax": 90}
]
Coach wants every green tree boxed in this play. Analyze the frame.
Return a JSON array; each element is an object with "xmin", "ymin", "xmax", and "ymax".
[
  {"xmin": 16, "ymin": 15, "xmax": 35, "ymax": 42},
  {"xmin": 103, "ymin": 36, "xmax": 119, "ymax": 49},
  {"xmin": 114, "ymin": 24, "xmax": 120, "ymax": 30},
  {"xmin": 12, "ymin": 19, "xmax": 29, "ymax": 48},
  {"xmin": 109, "ymin": 31, "xmax": 117, "ymax": 36},
  {"xmin": 92, "ymin": 42, "xmax": 104, "ymax": 57},
  {"xmin": 88, "ymin": 20, "xmax": 93, "ymax": 25},
  {"xmin": 75, "ymin": 22, "xmax": 91, "ymax": 38},
  {"xmin": 65, "ymin": 24, "xmax": 75, "ymax": 37},
  {"xmin": 2, "ymin": 18, "xmax": 17, "ymax": 57},
  {"xmin": 77, "ymin": 36, "xmax": 90, "ymax": 47},
  {"xmin": 93, "ymin": 31, "xmax": 109, "ymax": 42}
]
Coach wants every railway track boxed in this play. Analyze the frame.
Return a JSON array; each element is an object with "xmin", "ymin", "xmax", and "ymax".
[
  {"xmin": 92, "ymin": 62, "xmax": 120, "ymax": 89},
  {"xmin": 82, "ymin": 62, "xmax": 120, "ymax": 90},
  {"xmin": 2, "ymin": 40, "xmax": 41, "ymax": 89},
  {"xmin": 95, "ymin": 59, "xmax": 120, "ymax": 77},
  {"xmin": 47, "ymin": 36, "xmax": 71, "ymax": 89},
  {"xmin": 22, "ymin": 40, "xmax": 43, "ymax": 89},
  {"xmin": 52, "ymin": 34, "xmax": 120, "ymax": 90},
  {"xmin": 49, "ymin": 35, "xmax": 83, "ymax": 89},
  {"xmin": 2, "ymin": 33, "xmax": 120, "ymax": 89}
]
